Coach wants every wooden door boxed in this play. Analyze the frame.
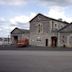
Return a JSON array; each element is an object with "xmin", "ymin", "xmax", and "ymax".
[{"xmin": 51, "ymin": 37, "xmax": 57, "ymax": 47}]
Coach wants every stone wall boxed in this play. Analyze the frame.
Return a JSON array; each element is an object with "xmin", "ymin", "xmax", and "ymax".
[
  {"xmin": 58, "ymin": 32, "xmax": 72, "ymax": 47},
  {"xmin": 30, "ymin": 14, "xmax": 67, "ymax": 47}
]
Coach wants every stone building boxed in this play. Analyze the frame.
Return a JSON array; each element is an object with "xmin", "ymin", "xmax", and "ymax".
[
  {"xmin": 11, "ymin": 27, "xmax": 29, "ymax": 44},
  {"xmin": 58, "ymin": 23, "xmax": 72, "ymax": 47},
  {"xmin": 11, "ymin": 13, "xmax": 72, "ymax": 47},
  {"xmin": 29, "ymin": 13, "xmax": 68, "ymax": 47}
]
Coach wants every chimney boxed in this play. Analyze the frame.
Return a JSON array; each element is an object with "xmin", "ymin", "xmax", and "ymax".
[{"xmin": 58, "ymin": 18, "xmax": 62, "ymax": 21}]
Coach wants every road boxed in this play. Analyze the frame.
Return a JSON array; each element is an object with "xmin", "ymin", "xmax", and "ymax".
[{"xmin": 0, "ymin": 51, "xmax": 72, "ymax": 72}]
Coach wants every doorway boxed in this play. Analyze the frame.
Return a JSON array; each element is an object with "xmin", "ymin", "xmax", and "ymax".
[
  {"xmin": 45, "ymin": 39, "xmax": 48, "ymax": 46},
  {"xmin": 51, "ymin": 37, "xmax": 57, "ymax": 47},
  {"xmin": 14, "ymin": 36, "xmax": 18, "ymax": 44}
]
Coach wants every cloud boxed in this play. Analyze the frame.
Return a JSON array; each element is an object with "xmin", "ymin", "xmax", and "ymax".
[
  {"xmin": 1, "ymin": 0, "xmax": 72, "ymax": 6},
  {"xmin": 0, "ymin": 18, "xmax": 10, "ymax": 37},
  {"xmin": 10, "ymin": 16, "xmax": 30, "ymax": 25},
  {"xmin": 10, "ymin": 12, "xmax": 36, "ymax": 25},
  {"xmin": 39, "ymin": 0, "xmax": 72, "ymax": 6},
  {"xmin": 17, "ymin": 22, "xmax": 30, "ymax": 29},
  {"xmin": 46, "ymin": 6, "xmax": 72, "ymax": 23},
  {"xmin": 9, "ymin": 12, "xmax": 36, "ymax": 31},
  {"xmin": 0, "ymin": 17, "xmax": 6, "ymax": 22},
  {"xmin": 0, "ymin": 12, "xmax": 36, "ymax": 37},
  {"xmin": 0, "ymin": 0, "xmax": 28, "ymax": 5},
  {"xmin": 47, "ymin": 6, "xmax": 65, "ymax": 19}
]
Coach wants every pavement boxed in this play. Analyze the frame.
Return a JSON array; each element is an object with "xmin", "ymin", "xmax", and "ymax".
[
  {"xmin": 0, "ymin": 45, "xmax": 72, "ymax": 51},
  {"xmin": 0, "ymin": 51, "xmax": 72, "ymax": 72}
]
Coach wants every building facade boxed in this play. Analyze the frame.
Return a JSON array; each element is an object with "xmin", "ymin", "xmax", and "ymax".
[
  {"xmin": 29, "ymin": 13, "xmax": 68, "ymax": 47},
  {"xmin": 11, "ymin": 28, "xmax": 29, "ymax": 44},
  {"xmin": 58, "ymin": 23, "xmax": 72, "ymax": 47},
  {"xmin": 11, "ymin": 13, "xmax": 72, "ymax": 47}
]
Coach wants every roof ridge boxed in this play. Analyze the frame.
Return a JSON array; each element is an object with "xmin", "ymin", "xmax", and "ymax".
[
  {"xmin": 29, "ymin": 13, "xmax": 69, "ymax": 24},
  {"xmin": 11, "ymin": 27, "xmax": 30, "ymax": 34}
]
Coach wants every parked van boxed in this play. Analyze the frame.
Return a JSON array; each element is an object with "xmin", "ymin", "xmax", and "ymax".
[{"xmin": 17, "ymin": 38, "xmax": 29, "ymax": 47}]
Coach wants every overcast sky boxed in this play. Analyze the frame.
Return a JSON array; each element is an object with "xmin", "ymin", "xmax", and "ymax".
[{"xmin": 0, "ymin": 0, "xmax": 72, "ymax": 37}]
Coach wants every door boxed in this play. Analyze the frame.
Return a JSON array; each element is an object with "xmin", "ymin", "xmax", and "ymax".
[
  {"xmin": 46, "ymin": 39, "xmax": 48, "ymax": 46},
  {"xmin": 51, "ymin": 37, "xmax": 57, "ymax": 47},
  {"xmin": 14, "ymin": 36, "xmax": 18, "ymax": 44}
]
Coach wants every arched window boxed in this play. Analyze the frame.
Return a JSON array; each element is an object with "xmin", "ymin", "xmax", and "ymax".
[
  {"xmin": 38, "ymin": 23, "xmax": 43, "ymax": 33},
  {"xmin": 38, "ymin": 24, "xmax": 40, "ymax": 33}
]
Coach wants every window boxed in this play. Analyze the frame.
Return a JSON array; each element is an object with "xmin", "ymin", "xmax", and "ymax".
[
  {"xmin": 62, "ymin": 36, "xmax": 64, "ymax": 38},
  {"xmin": 37, "ymin": 23, "xmax": 43, "ymax": 33},
  {"xmin": 62, "ymin": 40, "xmax": 64, "ymax": 43},
  {"xmin": 55, "ymin": 24, "xmax": 57, "ymax": 27},
  {"xmin": 52, "ymin": 21, "xmax": 54, "ymax": 24},
  {"xmin": 52, "ymin": 21, "xmax": 54, "ymax": 29},
  {"xmin": 61, "ymin": 25, "xmax": 63, "ymax": 28},
  {"xmin": 52, "ymin": 21, "xmax": 58, "ymax": 30},
  {"xmin": 38, "ymin": 24, "xmax": 40, "ymax": 33},
  {"xmin": 62, "ymin": 36, "xmax": 65, "ymax": 43}
]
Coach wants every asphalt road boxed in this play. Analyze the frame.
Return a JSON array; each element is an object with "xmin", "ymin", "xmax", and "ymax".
[{"xmin": 0, "ymin": 51, "xmax": 72, "ymax": 72}]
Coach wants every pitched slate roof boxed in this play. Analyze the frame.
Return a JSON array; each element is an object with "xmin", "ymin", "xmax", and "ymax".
[
  {"xmin": 58, "ymin": 23, "xmax": 72, "ymax": 33},
  {"xmin": 11, "ymin": 27, "xmax": 30, "ymax": 34},
  {"xmin": 29, "ymin": 13, "xmax": 69, "ymax": 24}
]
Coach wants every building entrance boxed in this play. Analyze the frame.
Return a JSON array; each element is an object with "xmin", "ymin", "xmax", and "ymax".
[
  {"xmin": 51, "ymin": 37, "xmax": 57, "ymax": 47},
  {"xmin": 14, "ymin": 36, "xmax": 18, "ymax": 44},
  {"xmin": 45, "ymin": 39, "xmax": 48, "ymax": 46}
]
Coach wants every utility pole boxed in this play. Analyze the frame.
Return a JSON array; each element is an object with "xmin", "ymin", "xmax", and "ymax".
[{"xmin": 8, "ymin": 35, "xmax": 9, "ymax": 44}]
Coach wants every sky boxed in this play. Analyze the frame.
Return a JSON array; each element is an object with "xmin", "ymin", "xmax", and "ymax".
[{"xmin": 0, "ymin": 0, "xmax": 72, "ymax": 37}]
